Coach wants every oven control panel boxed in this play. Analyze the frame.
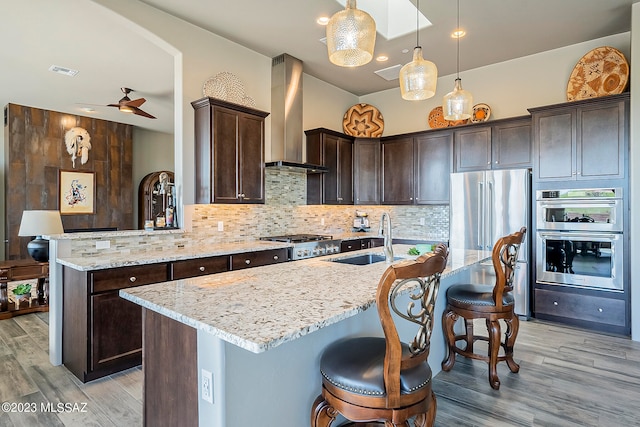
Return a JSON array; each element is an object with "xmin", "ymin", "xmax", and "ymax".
[{"xmin": 291, "ymin": 240, "xmax": 341, "ymax": 260}]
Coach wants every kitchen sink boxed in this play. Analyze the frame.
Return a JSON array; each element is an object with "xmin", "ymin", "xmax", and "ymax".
[{"xmin": 326, "ymin": 254, "xmax": 402, "ymax": 266}]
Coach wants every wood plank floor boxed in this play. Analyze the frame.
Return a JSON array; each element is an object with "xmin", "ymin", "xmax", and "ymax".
[{"xmin": 1, "ymin": 313, "xmax": 640, "ymax": 426}]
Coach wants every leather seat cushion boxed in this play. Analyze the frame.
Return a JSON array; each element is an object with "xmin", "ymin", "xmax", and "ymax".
[
  {"xmin": 320, "ymin": 337, "xmax": 431, "ymax": 397},
  {"xmin": 446, "ymin": 284, "xmax": 514, "ymax": 307}
]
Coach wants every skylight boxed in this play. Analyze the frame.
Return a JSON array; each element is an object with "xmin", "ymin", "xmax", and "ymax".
[{"xmin": 334, "ymin": 0, "xmax": 432, "ymax": 40}]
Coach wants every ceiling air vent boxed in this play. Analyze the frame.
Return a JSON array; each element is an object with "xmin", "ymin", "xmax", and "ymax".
[
  {"xmin": 374, "ymin": 64, "xmax": 403, "ymax": 81},
  {"xmin": 48, "ymin": 65, "xmax": 79, "ymax": 77}
]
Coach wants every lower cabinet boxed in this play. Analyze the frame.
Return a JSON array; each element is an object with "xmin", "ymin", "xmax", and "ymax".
[
  {"xmin": 231, "ymin": 248, "xmax": 288, "ymax": 270},
  {"xmin": 341, "ymin": 238, "xmax": 384, "ymax": 253},
  {"xmin": 171, "ymin": 255, "xmax": 229, "ymax": 279},
  {"xmin": 534, "ymin": 288, "xmax": 627, "ymax": 335}
]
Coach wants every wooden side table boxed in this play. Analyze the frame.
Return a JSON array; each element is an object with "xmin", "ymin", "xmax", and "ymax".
[{"xmin": 0, "ymin": 259, "xmax": 49, "ymax": 320}]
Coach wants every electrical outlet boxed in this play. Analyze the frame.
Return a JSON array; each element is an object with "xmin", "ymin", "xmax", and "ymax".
[
  {"xmin": 95, "ymin": 240, "xmax": 110, "ymax": 249},
  {"xmin": 217, "ymin": 221, "xmax": 224, "ymax": 231},
  {"xmin": 419, "ymin": 218, "xmax": 425, "ymax": 226},
  {"xmin": 320, "ymin": 218, "xmax": 325, "ymax": 226},
  {"xmin": 202, "ymin": 369, "xmax": 213, "ymax": 403}
]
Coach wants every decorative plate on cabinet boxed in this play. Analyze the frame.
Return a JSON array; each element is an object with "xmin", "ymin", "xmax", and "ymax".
[
  {"xmin": 342, "ymin": 103, "xmax": 385, "ymax": 137},
  {"xmin": 428, "ymin": 106, "xmax": 449, "ymax": 129},
  {"xmin": 203, "ymin": 72, "xmax": 246, "ymax": 105},
  {"xmin": 566, "ymin": 46, "xmax": 629, "ymax": 101},
  {"xmin": 471, "ymin": 103, "xmax": 491, "ymax": 123}
]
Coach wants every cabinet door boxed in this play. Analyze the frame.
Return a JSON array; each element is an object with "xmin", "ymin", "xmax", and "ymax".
[
  {"xmin": 381, "ymin": 137, "xmax": 414, "ymax": 204},
  {"xmin": 324, "ymin": 136, "xmax": 353, "ymax": 204},
  {"xmin": 91, "ymin": 263, "xmax": 168, "ymax": 294},
  {"xmin": 578, "ymin": 101, "xmax": 625, "ymax": 180},
  {"xmin": 91, "ymin": 292, "xmax": 142, "ymax": 372},
  {"xmin": 213, "ymin": 107, "xmax": 241, "ymax": 202},
  {"xmin": 415, "ymin": 131, "xmax": 452, "ymax": 204},
  {"xmin": 238, "ymin": 113, "xmax": 266, "ymax": 202},
  {"xmin": 492, "ymin": 119, "xmax": 532, "ymax": 169},
  {"xmin": 534, "ymin": 110, "xmax": 575, "ymax": 181},
  {"xmin": 454, "ymin": 127, "xmax": 491, "ymax": 172},
  {"xmin": 353, "ymin": 138, "xmax": 380, "ymax": 205},
  {"xmin": 341, "ymin": 239, "xmax": 364, "ymax": 252}
]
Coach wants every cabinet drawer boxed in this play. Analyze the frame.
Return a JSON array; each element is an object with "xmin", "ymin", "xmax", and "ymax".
[
  {"xmin": 231, "ymin": 248, "xmax": 288, "ymax": 270},
  {"xmin": 341, "ymin": 240, "xmax": 364, "ymax": 252},
  {"xmin": 90, "ymin": 263, "xmax": 169, "ymax": 294},
  {"xmin": 534, "ymin": 289, "xmax": 625, "ymax": 327},
  {"xmin": 171, "ymin": 256, "xmax": 229, "ymax": 280}
]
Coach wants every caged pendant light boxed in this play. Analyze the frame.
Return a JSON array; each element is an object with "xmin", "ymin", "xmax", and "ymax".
[
  {"xmin": 443, "ymin": 0, "xmax": 473, "ymax": 120},
  {"xmin": 399, "ymin": 0, "xmax": 437, "ymax": 100},
  {"xmin": 326, "ymin": 0, "xmax": 376, "ymax": 67}
]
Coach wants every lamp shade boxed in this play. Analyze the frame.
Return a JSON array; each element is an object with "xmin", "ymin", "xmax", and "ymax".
[
  {"xmin": 18, "ymin": 210, "xmax": 64, "ymax": 237},
  {"xmin": 399, "ymin": 47, "xmax": 438, "ymax": 100},
  {"xmin": 326, "ymin": 0, "xmax": 376, "ymax": 67},
  {"xmin": 442, "ymin": 78, "xmax": 473, "ymax": 120}
]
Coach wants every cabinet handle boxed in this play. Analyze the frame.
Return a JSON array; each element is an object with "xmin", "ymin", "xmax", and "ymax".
[
  {"xmin": 553, "ymin": 301, "xmax": 558, "ymax": 306},
  {"xmin": 409, "ymin": 197, "xmax": 413, "ymax": 201},
  {"xmin": 245, "ymin": 259, "xmax": 251, "ymax": 265},
  {"xmin": 598, "ymin": 308, "xmax": 603, "ymax": 313},
  {"xmin": 273, "ymin": 255, "xmax": 279, "ymax": 260},
  {"xmin": 487, "ymin": 161, "xmax": 491, "ymax": 165},
  {"xmin": 199, "ymin": 266, "xmax": 205, "ymax": 272},
  {"xmin": 495, "ymin": 161, "xmax": 498, "ymax": 164},
  {"xmin": 129, "ymin": 277, "xmax": 137, "ymax": 283},
  {"xmin": 238, "ymin": 193, "xmax": 246, "ymax": 198}
]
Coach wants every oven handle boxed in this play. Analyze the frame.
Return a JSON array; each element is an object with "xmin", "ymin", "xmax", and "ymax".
[
  {"xmin": 537, "ymin": 231, "xmax": 621, "ymax": 240},
  {"xmin": 478, "ymin": 181, "xmax": 484, "ymax": 249}
]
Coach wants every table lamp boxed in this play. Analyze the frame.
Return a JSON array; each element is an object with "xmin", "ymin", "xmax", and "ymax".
[{"xmin": 18, "ymin": 210, "xmax": 64, "ymax": 262}]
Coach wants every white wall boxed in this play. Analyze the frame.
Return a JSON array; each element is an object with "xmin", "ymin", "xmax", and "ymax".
[{"xmin": 361, "ymin": 33, "xmax": 630, "ymax": 136}]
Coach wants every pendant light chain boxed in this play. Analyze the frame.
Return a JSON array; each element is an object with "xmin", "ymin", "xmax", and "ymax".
[
  {"xmin": 456, "ymin": 0, "xmax": 460, "ymax": 79},
  {"xmin": 416, "ymin": 0, "xmax": 420, "ymax": 47}
]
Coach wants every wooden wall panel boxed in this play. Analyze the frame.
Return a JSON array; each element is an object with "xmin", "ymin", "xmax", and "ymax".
[{"xmin": 4, "ymin": 104, "xmax": 133, "ymax": 260}]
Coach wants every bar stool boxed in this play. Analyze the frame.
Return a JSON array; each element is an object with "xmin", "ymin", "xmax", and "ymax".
[
  {"xmin": 441, "ymin": 227, "xmax": 526, "ymax": 390},
  {"xmin": 311, "ymin": 244, "xmax": 449, "ymax": 427}
]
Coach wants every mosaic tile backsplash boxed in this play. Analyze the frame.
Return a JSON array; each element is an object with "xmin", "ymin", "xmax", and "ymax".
[{"xmin": 64, "ymin": 170, "xmax": 450, "ymax": 256}]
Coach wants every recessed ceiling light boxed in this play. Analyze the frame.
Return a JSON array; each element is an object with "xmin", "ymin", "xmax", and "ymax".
[
  {"xmin": 48, "ymin": 65, "xmax": 79, "ymax": 77},
  {"xmin": 401, "ymin": 49, "xmax": 410, "ymax": 54},
  {"xmin": 451, "ymin": 29, "xmax": 466, "ymax": 38},
  {"xmin": 376, "ymin": 55, "xmax": 389, "ymax": 62},
  {"xmin": 82, "ymin": 107, "xmax": 96, "ymax": 113},
  {"xmin": 317, "ymin": 16, "xmax": 330, "ymax": 25}
]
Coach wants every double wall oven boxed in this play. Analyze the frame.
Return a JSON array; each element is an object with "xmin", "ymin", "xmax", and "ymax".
[{"xmin": 536, "ymin": 188, "xmax": 623, "ymax": 291}]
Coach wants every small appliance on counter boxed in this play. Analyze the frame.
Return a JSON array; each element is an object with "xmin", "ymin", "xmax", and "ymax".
[{"xmin": 352, "ymin": 210, "xmax": 370, "ymax": 232}]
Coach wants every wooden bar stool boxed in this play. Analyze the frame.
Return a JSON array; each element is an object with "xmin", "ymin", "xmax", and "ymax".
[
  {"xmin": 441, "ymin": 227, "xmax": 526, "ymax": 390},
  {"xmin": 311, "ymin": 244, "xmax": 449, "ymax": 427}
]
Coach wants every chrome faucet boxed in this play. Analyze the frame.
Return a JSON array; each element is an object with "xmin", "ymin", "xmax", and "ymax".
[{"xmin": 378, "ymin": 212, "xmax": 394, "ymax": 263}]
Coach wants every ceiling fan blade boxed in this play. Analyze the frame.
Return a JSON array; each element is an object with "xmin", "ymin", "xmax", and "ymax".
[
  {"xmin": 132, "ymin": 107, "xmax": 156, "ymax": 119},
  {"xmin": 107, "ymin": 103, "xmax": 121, "ymax": 108},
  {"xmin": 125, "ymin": 98, "xmax": 146, "ymax": 108}
]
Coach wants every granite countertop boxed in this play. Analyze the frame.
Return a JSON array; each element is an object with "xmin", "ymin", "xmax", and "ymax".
[
  {"xmin": 56, "ymin": 240, "xmax": 292, "ymax": 271},
  {"xmin": 120, "ymin": 245, "xmax": 489, "ymax": 354}
]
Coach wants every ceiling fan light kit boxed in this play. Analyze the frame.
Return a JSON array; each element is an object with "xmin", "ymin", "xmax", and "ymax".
[
  {"xmin": 443, "ymin": 0, "xmax": 473, "ymax": 120},
  {"xmin": 107, "ymin": 87, "xmax": 156, "ymax": 119},
  {"xmin": 399, "ymin": 0, "xmax": 437, "ymax": 101},
  {"xmin": 326, "ymin": 0, "xmax": 376, "ymax": 67}
]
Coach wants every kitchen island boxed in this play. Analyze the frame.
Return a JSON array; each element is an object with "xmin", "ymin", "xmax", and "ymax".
[{"xmin": 120, "ymin": 245, "xmax": 489, "ymax": 426}]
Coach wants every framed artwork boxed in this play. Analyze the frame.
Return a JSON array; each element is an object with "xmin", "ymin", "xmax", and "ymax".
[{"xmin": 59, "ymin": 170, "xmax": 95, "ymax": 215}]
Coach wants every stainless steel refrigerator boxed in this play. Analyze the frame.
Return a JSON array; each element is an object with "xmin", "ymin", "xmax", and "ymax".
[{"xmin": 449, "ymin": 169, "xmax": 531, "ymax": 317}]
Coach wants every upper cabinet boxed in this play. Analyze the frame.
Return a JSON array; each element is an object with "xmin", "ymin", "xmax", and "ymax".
[
  {"xmin": 530, "ymin": 94, "xmax": 628, "ymax": 182},
  {"xmin": 454, "ymin": 116, "xmax": 531, "ymax": 172},
  {"xmin": 192, "ymin": 97, "xmax": 269, "ymax": 204},
  {"xmin": 306, "ymin": 128, "xmax": 354, "ymax": 205},
  {"xmin": 381, "ymin": 130, "xmax": 453, "ymax": 205},
  {"xmin": 353, "ymin": 138, "xmax": 381, "ymax": 205}
]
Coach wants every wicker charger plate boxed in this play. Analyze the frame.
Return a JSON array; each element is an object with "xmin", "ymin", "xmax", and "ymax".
[
  {"xmin": 342, "ymin": 103, "xmax": 384, "ymax": 137},
  {"xmin": 566, "ymin": 46, "xmax": 629, "ymax": 101},
  {"xmin": 428, "ymin": 106, "xmax": 468, "ymax": 128}
]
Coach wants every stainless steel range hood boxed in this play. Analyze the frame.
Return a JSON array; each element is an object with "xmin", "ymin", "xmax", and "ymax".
[{"xmin": 266, "ymin": 54, "xmax": 327, "ymax": 173}]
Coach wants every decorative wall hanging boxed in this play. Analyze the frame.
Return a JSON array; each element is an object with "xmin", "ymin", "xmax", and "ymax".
[
  {"xmin": 203, "ymin": 71, "xmax": 255, "ymax": 107},
  {"xmin": 342, "ymin": 103, "xmax": 384, "ymax": 137},
  {"xmin": 59, "ymin": 170, "xmax": 95, "ymax": 215},
  {"xmin": 566, "ymin": 46, "xmax": 629, "ymax": 101},
  {"xmin": 470, "ymin": 103, "xmax": 491, "ymax": 123},
  {"xmin": 428, "ymin": 106, "xmax": 467, "ymax": 128},
  {"xmin": 64, "ymin": 127, "xmax": 91, "ymax": 168}
]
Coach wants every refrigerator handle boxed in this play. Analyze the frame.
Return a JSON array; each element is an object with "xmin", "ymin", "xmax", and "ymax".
[
  {"xmin": 487, "ymin": 181, "xmax": 493, "ymax": 250},
  {"xmin": 478, "ymin": 181, "xmax": 484, "ymax": 249}
]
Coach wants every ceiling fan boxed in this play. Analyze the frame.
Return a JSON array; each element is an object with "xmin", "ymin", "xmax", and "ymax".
[{"xmin": 107, "ymin": 87, "xmax": 156, "ymax": 119}]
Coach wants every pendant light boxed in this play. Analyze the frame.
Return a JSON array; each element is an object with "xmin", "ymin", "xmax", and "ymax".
[
  {"xmin": 326, "ymin": 0, "xmax": 376, "ymax": 67},
  {"xmin": 443, "ymin": 0, "xmax": 473, "ymax": 120},
  {"xmin": 399, "ymin": 0, "xmax": 437, "ymax": 100}
]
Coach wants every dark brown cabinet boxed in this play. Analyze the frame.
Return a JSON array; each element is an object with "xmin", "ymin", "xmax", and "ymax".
[
  {"xmin": 171, "ymin": 255, "xmax": 229, "ymax": 280},
  {"xmin": 353, "ymin": 138, "xmax": 380, "ymax": 205},
  {"xmin": 381, "ymin": 131, "xmax": 452, "ymax": 205},
  {"xmin": 530, "ymin": 94, "xmax": 627, "ymax": 182},
  {"xmin": 230, "ymin": 248, "xmax": 289, "ymax": 270},
  {"xmin": 192, "ymin": 97, "xmax": 269, "ymax": 204},
  {"xmin": 63, "ymin": 262, "xmax": 170, "ymax": 382},
  {"xmin": 341, "ymin": 237, "xmax": 384, "ymax": 253},
  {"xmin": 306, "ymin": 128, "xmax": 354, "ymax": 205},
  {"xmin": 454, "ymin": 117, "xmax": 531, "ymax": 172}
]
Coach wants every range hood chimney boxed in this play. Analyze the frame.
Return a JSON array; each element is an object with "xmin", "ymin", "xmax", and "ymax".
[{"xmin": 266, "ymin": 54, "xmax": 327, "ymax": 173}]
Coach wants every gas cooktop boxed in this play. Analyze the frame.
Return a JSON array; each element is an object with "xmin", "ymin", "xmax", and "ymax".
[
  {"xmin": 260, "ymin": 234, "xmax": 333, "ymax": 243},
  {"xmin": 260, "ymin": 234, "xmax": 340, "ymax": 260}
]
